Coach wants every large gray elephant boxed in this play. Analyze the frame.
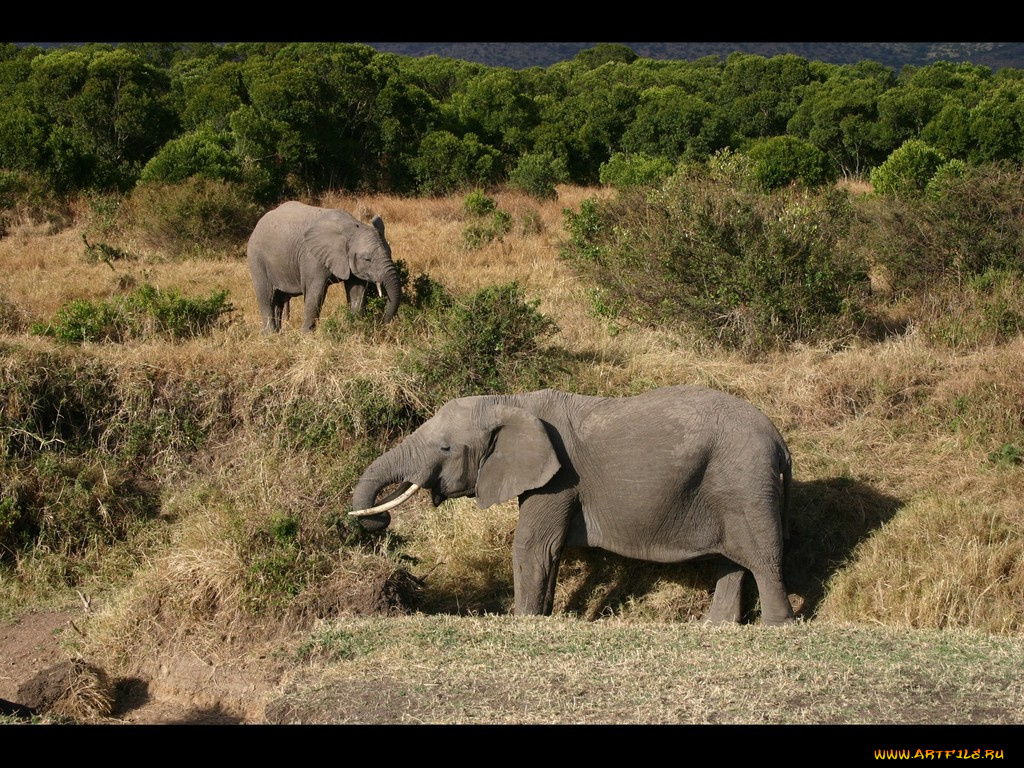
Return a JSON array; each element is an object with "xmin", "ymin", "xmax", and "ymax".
[
  {"xmin": 349, "ymin": 385, "xmax": 796, "ymax": 625},
  {"xmin": 246, "ymin": 201, "xmax": 402, "ymax": 332}
]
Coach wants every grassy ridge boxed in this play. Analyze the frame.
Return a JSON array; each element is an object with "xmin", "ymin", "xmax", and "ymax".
[{"xmin": 1, "ymin": 184, "xmax": 1023, "ymax": 723}]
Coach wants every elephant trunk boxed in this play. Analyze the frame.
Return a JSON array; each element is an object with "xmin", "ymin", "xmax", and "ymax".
[
  {"xmin": 381, "ymin": 266, "xmax": 402, "ymax": 323},
  {"xmin": 350, "ymin": 480, "xmax": 393, "ymax": 532},
  {"xmin": 350, "ymin": 448, "xmax": 415, "ymax": 530}
]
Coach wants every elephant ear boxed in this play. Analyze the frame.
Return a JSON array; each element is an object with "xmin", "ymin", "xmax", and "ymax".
[
  {"xmin": 476, "ymin": 404, "xmax": 560, "ymax": 509},
  {"xmin": 370, "ymin": 214, "xmax": 386, "ymax": 239},
  {"xmin": 302, "ymin": 214, "xmax": 352, "ymax": 279}
]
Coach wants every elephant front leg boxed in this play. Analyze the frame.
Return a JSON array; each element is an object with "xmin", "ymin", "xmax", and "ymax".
[
  {"xmin": 511, "ymin": 497, "xmax": 571, "ymax": 616},
  {"xmin": 512, "ymin": 542, "xmax": 562, "ymax": 616},
  {"xmin": 704, "ymin": 560, "xmax": 746, "ymax": 624},
  {"xmin": 302, "ymin": 280, "xmax": 329, "ymax": 332}
]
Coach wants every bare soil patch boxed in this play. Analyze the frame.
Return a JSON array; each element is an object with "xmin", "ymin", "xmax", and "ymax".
[{"xmin": 1, "ymin": 608, "xmax": 266, "ymax": 723}]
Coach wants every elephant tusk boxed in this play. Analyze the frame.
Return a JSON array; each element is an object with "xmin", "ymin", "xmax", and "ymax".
[
  {"xmin": 376, "ymin": 281, "xmax": 384, "ymax": 297},
  {"xmin": 349, "ymin": 483, "xmax": 421, "ymax": 516}
]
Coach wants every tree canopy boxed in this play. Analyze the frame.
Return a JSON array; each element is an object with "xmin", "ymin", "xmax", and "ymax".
[{"xmin": 1, "ymin": 43, "xmax": 1022, "ymax": 199}]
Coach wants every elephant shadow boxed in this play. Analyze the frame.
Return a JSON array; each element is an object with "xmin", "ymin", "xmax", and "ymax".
[{"xmin": 556, "ymin": 476, "xmax": 904, "ymax": 622}]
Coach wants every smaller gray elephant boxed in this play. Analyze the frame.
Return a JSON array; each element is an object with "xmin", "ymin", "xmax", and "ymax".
[
  {"xmin": 349, "ymin": 385, "xmax": 796, "ymax": 625},
  {"xmin": 246, "ymin": 201, "xmax": 402, "ymax": 332}
]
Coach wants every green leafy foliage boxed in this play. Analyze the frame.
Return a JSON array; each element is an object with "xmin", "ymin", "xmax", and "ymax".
[
  {"xmin": 4, "ymin": 43, "xmax": 1024, "ymax": 199},
  {"xmin": 869, "ymin": 139, "xmax": 948, "ymax": 196},
  {"xmin": 463, "ymin": 190, "xmax": 496, "ymax": 216},
  {"xmin": 507, "ymin": 151, "xmax": 568, "ymax": 200},
  {"xmin": 411, "ymin": 131, "xmax": 501, "ymax": 196},
  {"xmin": 598, "ymin": 153, "xmax": 675, "ymax": 189},
  {"xmin": 562, "ymin": 170, "xmax": 868, "ymax": 353},
  {"xmin": 865, "ymin": 164, "xmax": 1024, "ymax": 294},
  {"xmin": 31, "ymin": 284, "xmax": 233, "ymax": 344},
  {"xmin": 408, "ymin": 282, "xmax": 560, "ymax": 407},
  {"xmin": 744, "ymin": 135, "xmax": 834, "ymax": 189},
  {"xmin": 138, "ymin": 127, "xmax": 243, "ymax": 185},
  {"xmin": 621, "ymin": 86, "xmax": 729, "ymax": 164},
  {"xmin": 461, "ymin": 193, "xmax": 513, "ymax": 249}
]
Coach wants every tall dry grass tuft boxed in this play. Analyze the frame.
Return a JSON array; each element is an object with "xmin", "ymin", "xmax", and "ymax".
[
  {"xmin": 819, "ymin": 498, "xmax": 1024, "ymax": 634},
  {"xmin": 402, "ymin": 498, "xmax": 519, "ymax": 615}
]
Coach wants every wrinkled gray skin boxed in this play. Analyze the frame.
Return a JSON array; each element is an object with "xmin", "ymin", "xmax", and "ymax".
[
  {"xmin": 351, "ymin": 385, "xmax": 795, "ymax": 624},
  {"xmin": 247, "ymin": 201, "xmax": 402, "ymax": 332}
]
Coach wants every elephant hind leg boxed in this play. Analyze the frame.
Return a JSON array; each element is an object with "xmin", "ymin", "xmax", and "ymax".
[
  {"xmin": 704, "ymin": 560, "xmax": 745, "ymax": 624},
  {"xmin": 269, "ymin": 290, "xmax": 292, "ymax": 331},
  {"xmin": 751, "ymin": 567, "xmax": 795, "ymax": 626}
]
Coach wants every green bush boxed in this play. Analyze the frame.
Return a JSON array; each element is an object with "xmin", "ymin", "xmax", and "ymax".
[
  {"xmin": 139, "ymin": 128, "xmax": 243, "ymax": 186},
  {"xmin": 411, "ymin": 131, "xmax": 502, "ymax": 196},
  {"xmin": 31, "ymin": 284, "xmax": 233, "ymax": 344},
  {"xmin": 869, "ymin": 139, "xmax": 947, "ymax": 197},
  {"xmin": 562, "ymin": 170, "xmax": 868, "ymax": 353},
  {"xmin": 863, "ymin": 164, "xmax": 1024, "ymax": 294},
  {"xmin": 461, "ymin": 193, "xmax": 513, "ymax": 251},
  {"xmin": 744, "ymin": 135, "xmax": 833, "ymax": 190},
  {"xmin": 598, "ymin": 153, "xmax": 675, "ymax": 189},
  {"xmin": 463, "ymin": 190, "xmax": 496, "ymax": 216},
  {"xmin": 128, "ymin": 177, "xmax": 262, "ymax": 258},
  {"xmin": 508, "ymin": 151, "xmax": 568, "ymax": 200},
  {"xmin": 461, "ymin": 210, "xmax": 512, "ymax": 249},
  {"xmin": 408, "ymin": 282, "xmax": 560, "ymax": 407}
]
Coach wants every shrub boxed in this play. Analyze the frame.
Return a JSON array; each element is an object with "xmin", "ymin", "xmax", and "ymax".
[
  {"xmin": 744, "ymin": 135, "xmax": 834, "ymax": 190},
  {"xmin": 598, "ymin": 153, "xmax": 675, "ymax": 189},
  {"xmin": 869, "ymin": 139, "xmax": 947, "ymax": 197},
  {"xmin": 461, "ymin": 194, "xmax": 513, "ymax": 250},
  {"xmin": 127, "ymin": 178, "xmax": 262, "ymax": 258},
  {"xmin": 507, "ymin": 151, "xmax": 568, "ymax": 200},
  {"xmin": 31, "ymin": 284, "xmax": 233, "ymax": 344},
  {"xmin": 561, "ymin": 169, "xmax": 868, "ymax": 353},
  {"xmin": 408, "ymin": 282, "xmax": 560, "ymax": 407},
  {"xmin": 139, "ymin": 128, "xmax": 243, "ymax": 186},
  {"xmin": 410, "ymin": 131, "xmax": 502, "ymax": 196},
  {"xmin": 463, "ymin": 190, "xmax": 496, "ymax": 216},
  {"xmin": 862, "ymin": 164, "xmax": 1024, "ymax": 295},
  {"xmin": 462, "ymin": 210, "xmax": 512, "ymax": 250}
]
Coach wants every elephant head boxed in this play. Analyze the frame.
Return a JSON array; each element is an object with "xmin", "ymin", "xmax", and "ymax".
[
  {"xmin": 304, "ymin": 212, "xmax": 401, "ymax": 323},
  {"xmin": 349, "ymin": 397, "xmax": 561, "ymax": 531},
  {"xmin": 299, "ymin": 210, "xmax": 399, "ymax": 321}
]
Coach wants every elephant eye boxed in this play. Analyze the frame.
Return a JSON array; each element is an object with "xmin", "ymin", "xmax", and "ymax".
[{"xmin": 439, "ymin": 443, "xmax": 452, "ymax": 453}]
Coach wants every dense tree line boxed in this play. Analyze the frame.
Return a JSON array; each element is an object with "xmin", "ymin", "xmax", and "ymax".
[{"xmin": 2, "ymin": 41, "xmax": 1024, "ymax": 202}]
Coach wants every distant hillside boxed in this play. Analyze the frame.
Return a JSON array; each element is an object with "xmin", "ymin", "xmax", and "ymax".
[{"xmin": 364, "ymin": 42, "xmax": 1024, "ymax": 72}]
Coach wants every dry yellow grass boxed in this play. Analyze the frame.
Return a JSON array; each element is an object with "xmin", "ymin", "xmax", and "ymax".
[
  {"xmin": 4, "ymin": 186, "xmax": 1024, "ymax": 643},
  {"xmin": 6, "ymin": 186, "xmax": 1024, "ymax": 725}
]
